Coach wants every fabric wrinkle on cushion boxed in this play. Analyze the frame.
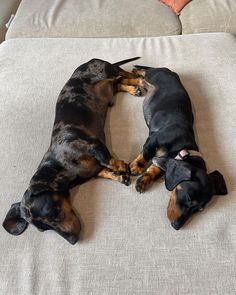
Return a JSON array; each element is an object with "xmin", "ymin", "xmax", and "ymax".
[
  {"xmin": 0, "ymin": 34, "xmax": 236, "ymax": 294},
  {"xmin": 6, "ymin": 0, "xmax": 181, "ymax": 39},
  {"xmin": 180, "ymin": 0, "xmax": 236, "ymax": 34}
]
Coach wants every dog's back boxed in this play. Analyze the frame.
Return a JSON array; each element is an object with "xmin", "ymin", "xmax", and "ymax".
[{"xmin": 143, "ymin": 68, "xmax": 198, "ymax": 156}]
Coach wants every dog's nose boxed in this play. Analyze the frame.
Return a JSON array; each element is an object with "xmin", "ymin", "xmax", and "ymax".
[
  {"xmin": 171, "ymin": 220, "xmax": 181, "ymax": 230},
  {"xmin": 65, "ymin": 234, "xmax": 80, "ymax": 245}
]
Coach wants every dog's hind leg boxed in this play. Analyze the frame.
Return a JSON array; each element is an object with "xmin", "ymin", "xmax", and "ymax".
[
  {"xmin": 121, "ymin": 78, "xmax": 145, "ymax": 87},
  {"xmin": 117, "ymin": 77, "xmax": 146, "ymax": 97},
  {"xmin": 117, "ymin": 83, "xmax": 144, "ymax": 97}
]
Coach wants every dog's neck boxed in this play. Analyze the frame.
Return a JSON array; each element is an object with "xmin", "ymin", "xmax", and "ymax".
[
  {"xmin": 30, "ymin": 163, "xmax": 70, "ymax": 195},
  {"xmin": 175, "ymin": 149, "xmax": 202, "ymax": 160},
  {"xmin": 175, "ymin": 149, "xmax": 206, "ymax": 171}
]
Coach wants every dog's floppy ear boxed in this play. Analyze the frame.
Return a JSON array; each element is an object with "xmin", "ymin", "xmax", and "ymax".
[
  {"xmin": 2, "ymin": 202, "xmax": 28, "ymax": 235},
  {"xmin": 165, "ymin": 159, "xmax": 192, "ymax": 191},
  {"xmin": 209, "ymin": 170, "xmax": 227, "ymax": 195}
]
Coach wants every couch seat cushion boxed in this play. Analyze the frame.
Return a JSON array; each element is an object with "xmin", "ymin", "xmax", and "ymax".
[{"xmin": 0, "ymin": 33, "xmax": 236, "ymax": 294}]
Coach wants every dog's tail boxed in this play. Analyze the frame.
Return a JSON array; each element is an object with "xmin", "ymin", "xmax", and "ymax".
[
  {"xmin": 133, "ymin": 65, "xmax": 152, "ymax": 70},
  {"xmin": 113, "ymin": 57, "xmax": 141, "ymax": 67}
]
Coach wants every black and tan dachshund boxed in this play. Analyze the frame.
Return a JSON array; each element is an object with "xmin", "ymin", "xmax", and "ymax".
[
  {"xmin": 124, "ymin": 66, "xmax": 227, "ymax": 230},
  {"xmin": 2, "ymin": 57, "xmax": 141, "ymax": 244}
]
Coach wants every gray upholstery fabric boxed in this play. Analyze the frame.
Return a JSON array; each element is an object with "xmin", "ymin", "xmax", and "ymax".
[
  {"xmin": 180, "ymin": 0, "xmax": 236, "ymax": 35},
  {"xmin": 5, "ymin": 0, "xmax": 181, "ymax": 39},
  {"xmin": 0, "ymin": 0, "xmax": 21, "ymax": 43},
  {"xmin": 0, "ymin": 33, "xmax": 236, "ymax": 294}
]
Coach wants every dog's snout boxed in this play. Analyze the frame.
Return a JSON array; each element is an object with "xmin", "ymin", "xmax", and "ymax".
[
  {"xmin": 56, "ymin": 208, "xmax": 81, "ymax": 244},
  {"xmin": 171, "ymin": 220, "xmax": 182, "ymax": 230},
  {"xmin": 65, "ymin": 234, "xmax": 80, "ymax": 245}
]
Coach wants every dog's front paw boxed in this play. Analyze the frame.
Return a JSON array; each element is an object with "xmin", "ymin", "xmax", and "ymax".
[
  {"xmin": 125, "ymin": 86, "xmax": 144, "ymax": 97},
  {"xmin": 118, "ymin": 173, "xmax": 131, "ymax": 186},
  {"xmin": 129, "ymin": 161, "xmax": 146, "ymax": 176},
  {"xmin": 110, "ymin": 159, "xmax": 130, "ymax": 175},
  {"xmin": 135, "ymin": 173, "xmax": 151, "ymax": 193}
]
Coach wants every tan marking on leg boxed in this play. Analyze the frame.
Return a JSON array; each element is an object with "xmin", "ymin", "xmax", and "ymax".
[
  {"xmin": 107, "ymin": 158, "xmax": 129, "ymax": 174},
  {"xmin": 117, "ymin": 77, "xmax": 146, "ymax": 96},
  {"xmin": 130, "ymin": 153, "xmax": 148, "ymax": 175},
  {"xmin": 98, "ymin": 168, "xmax": 120, "ymax": 181},
  {"xmin": 135, "ymin": 165, "xmax": 161, "ymax": 193},
  {"xmin": 117, "ymin": 84, "xmax": 143, "ymax": 96},
  {"xmin": 121, "ymin": 78, "xmax": 145, "ymax": 87},
  {"xmin": 98, "ymin": 168, "xmax": 130, "ymax": 185},
  {"xmin": 167, "ymin": 189, "xmax": 182, "ymax": 222},
  {"xmin": 146, "ymin": 165, "xmax": 162, "ymax": 180}
]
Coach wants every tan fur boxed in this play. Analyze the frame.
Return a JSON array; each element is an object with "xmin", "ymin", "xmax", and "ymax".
[
  {"xmin": 167, "ymin": 189, "xmax": 182, "ymax": 222},
  {"xmin": 130, "ymin": 153, "xmax": 148, "ymax": 175}
]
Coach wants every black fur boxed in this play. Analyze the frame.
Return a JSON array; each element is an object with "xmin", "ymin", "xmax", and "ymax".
[
  {"xmin": 3, "ymin": 57, "xmax": 140, "ymax": 244},
  {"xmin": 134, "ymin": 67, "xmax": 227, "ymax": 229}
]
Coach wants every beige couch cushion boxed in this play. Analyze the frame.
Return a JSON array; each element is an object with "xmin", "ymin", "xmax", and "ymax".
[
  {"xmin": 0, "ymin": 0, "xmax": 21, "ymax": 43},
  {"xmin": 0, "ymin": 33, "xmax": 236, "ymax": 294},
  {"xmin": 180, "ymin": 0, "xmax": 236, "ymax": 35},
  {"xmin": 6, "ymin": 0, "xmax": 181, "ymax": 39}
]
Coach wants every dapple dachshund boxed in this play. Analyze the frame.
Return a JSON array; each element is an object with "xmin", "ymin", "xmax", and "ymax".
[
  {"xmin": 123, "ymin": 66, "xmax": 227, "ymax": 230},
  {"xmin": 3, "ymin": 57, "xmax": 141, "ymax": 244}
]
